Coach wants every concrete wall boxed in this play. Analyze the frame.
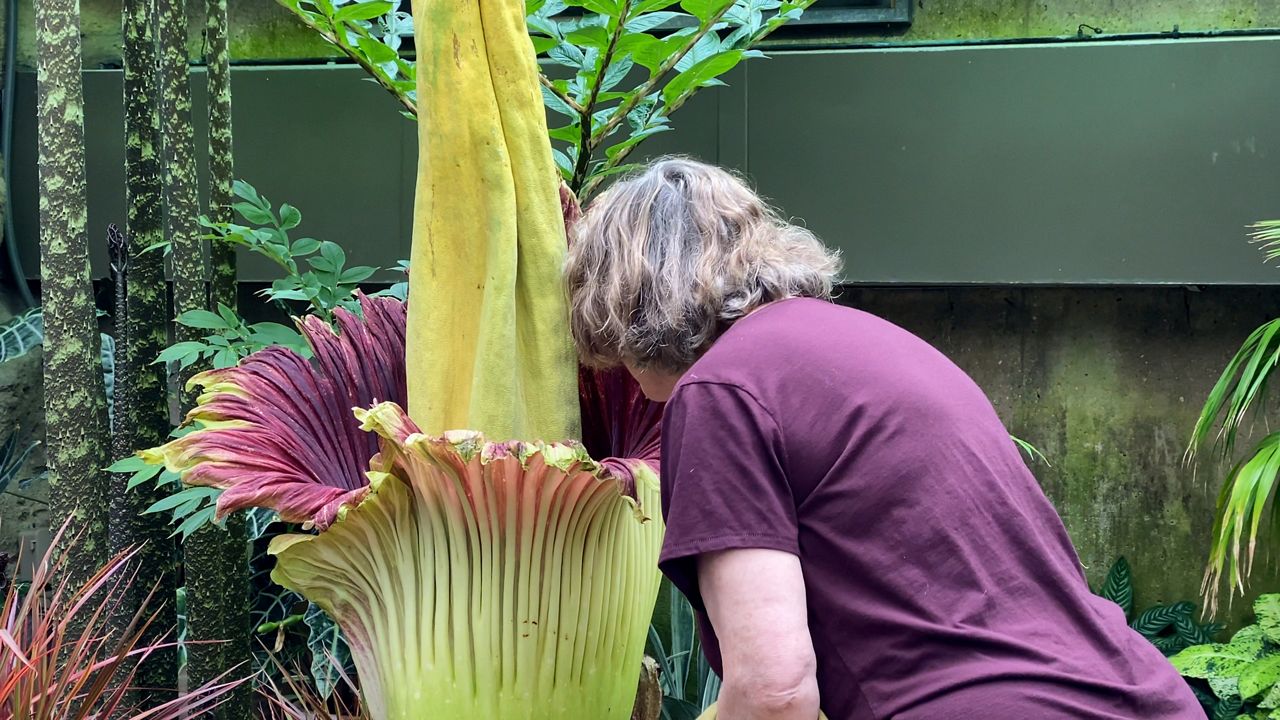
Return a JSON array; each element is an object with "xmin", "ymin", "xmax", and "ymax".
[{"xmin": 841, "ymin": 286, "xmax": 1280, "ymax": 623}]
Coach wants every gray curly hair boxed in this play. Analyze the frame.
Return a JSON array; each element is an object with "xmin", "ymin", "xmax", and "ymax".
[{"xmin": 564, "ymin": 157, "xmax": 842, "ymax": 373}]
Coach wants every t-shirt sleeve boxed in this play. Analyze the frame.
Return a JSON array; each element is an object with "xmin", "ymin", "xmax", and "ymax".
[{"xmin": 658, "ymin": 381, "xmax": 800, "ymax": 612}]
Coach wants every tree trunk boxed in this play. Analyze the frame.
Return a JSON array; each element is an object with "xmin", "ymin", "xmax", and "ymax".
[
  {"xmin": 111, "ymin": 0, "xmax": 179, "ymax": 706},
  {"xmin": 201, "ymin": 0, "xmax": 251, "ymax": 715},
  {"xmin": 157, "ymin": 0, "xmax": 228, "ymax": 701},
  {"xmin": 35, "ymin": 0, "xmax": 109, "ymax": 598},
  {"xmin": 207, "ymin": 0, "xmax": 235, "ymax": 311}
]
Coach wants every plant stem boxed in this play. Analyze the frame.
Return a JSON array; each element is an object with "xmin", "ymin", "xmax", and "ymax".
[
  {"xmin": 35, "ymin": 0, "xmax": 110, "ymax": 625},
  {"xmin": 115, "ymin": 0, "xmax": 180, "ymax": 705},
  {"xmin": 571, "ymin": 0, "xmax": 632, "ymax": 191}
]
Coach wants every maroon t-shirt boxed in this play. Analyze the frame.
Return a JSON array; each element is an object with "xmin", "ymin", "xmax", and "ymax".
[{"xmin": 657, "ymin": 298, "xmax": 1201, "ymax": 719}]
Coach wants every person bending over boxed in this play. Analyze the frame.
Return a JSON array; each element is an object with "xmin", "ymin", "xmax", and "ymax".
[{"xmin": 563, "ymin": 157, "xmax": 1202, "ymax": 720}]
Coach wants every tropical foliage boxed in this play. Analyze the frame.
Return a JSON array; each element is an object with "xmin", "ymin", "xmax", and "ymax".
[
  {"xmin": 1188, "ymin": 220, "xmax": 1280, "ymax": 614},
  {"xmin": 1173, "ymin": 594, "xmax": 1280, "ymax": 719}
]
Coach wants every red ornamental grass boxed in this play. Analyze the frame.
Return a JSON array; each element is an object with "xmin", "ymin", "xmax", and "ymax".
[{"xmin": 0, "ymin": 523, "xmax": 243, "ymax": 719}]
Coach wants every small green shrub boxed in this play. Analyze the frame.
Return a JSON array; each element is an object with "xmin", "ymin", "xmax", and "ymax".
[{"xmin": 1172, "ymin": 594, "xmax": 1280, "ymax": 719}]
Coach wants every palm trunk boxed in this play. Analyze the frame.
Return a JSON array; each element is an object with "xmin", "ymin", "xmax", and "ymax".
[
  {"xmin": 35, "ymin": 0, "xmax": 109, "ymax": 597},
  {"xmin": 200, "ymin": 0, "xmax": 251, "ymax": 715},
  {"xmin": 111, "ymin": 0, "xmax": 179, "ymax": 705}
]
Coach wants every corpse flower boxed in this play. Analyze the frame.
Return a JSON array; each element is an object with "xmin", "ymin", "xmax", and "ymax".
[
  {"xmin": 144, "ymin": 0, "xmax": 669, "ymax": 716},
  {"xmin": 146, "ymin": 295, "xmax": 664, "ymax": 719}
]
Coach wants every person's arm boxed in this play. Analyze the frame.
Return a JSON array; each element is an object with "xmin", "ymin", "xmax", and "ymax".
[{"xmin": 700, "ymin": 548, "xmax": 821, "ymax": 720}]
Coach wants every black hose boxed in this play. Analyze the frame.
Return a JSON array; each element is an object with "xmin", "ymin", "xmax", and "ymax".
[{"xmin": 2, "ymin": 0, "xmax": 34, "ymax": 309}]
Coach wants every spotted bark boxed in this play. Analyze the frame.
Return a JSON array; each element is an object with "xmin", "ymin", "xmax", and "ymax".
[
  {"xmin": 35, "ymin": 0, "xmax": 110, "ymax": 598},
  {"xmin": 110, "ymin": 0, "xmax": 179, "ymax": 706},
  {"xmin": 196, "ymin": 0, "xmax": 252, "ymax": 715}
]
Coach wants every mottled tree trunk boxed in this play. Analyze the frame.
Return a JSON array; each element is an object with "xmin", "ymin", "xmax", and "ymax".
[
  {"xmin": 35, "ymin": 0, "xmax": 109, "ymax": 595},
  {"xmin": 200, "ymin": 0, "xmax": 251, "ymax": 715},
  {"xmin": 207, "ymin": 0, "xmax": 236, "ymax": 311},
  {"xmin": 157, "ymin": 0, "xmax": 227, "ymax": 702},
  {"xmin": 111, "ymin": 0, "xmax": 179, "ymax": 706}
]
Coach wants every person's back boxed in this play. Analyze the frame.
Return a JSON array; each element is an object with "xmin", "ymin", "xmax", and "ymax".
[{"xmin": 659, "ymin": 297, "xmax": 1202, "ymax": 719}]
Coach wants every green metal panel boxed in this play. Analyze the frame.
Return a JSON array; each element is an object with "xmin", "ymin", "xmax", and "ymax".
[
  {"xmin": 742, "ymin": 37, "xmax": 1280, "ymax": 283},
  {"xmin": 10, "ymin": 36, "xmax": 1280, "ymax": 283}
]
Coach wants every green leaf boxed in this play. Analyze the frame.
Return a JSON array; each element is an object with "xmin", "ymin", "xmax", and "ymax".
[
  {"xmin": 143, "ymin": 487, "xmax": 220, "ymax": 516},
  {"xmin": 249, "ymin": 322, "xmax": 306, "ymax": 348},
  {"xmin": 617, "ymin": 33, "xmax": 668, "ymax": 72},
  {"xmin": 233, "ymin": 202, "xmax": 274, "ymax": 225},
  {"xmin": 319, "ymin": 241, "xmax": 347, "ymax": 270},
  {"xmin": 634, "ymin": 0, "xmax": 680, "ymax": 12},
  {"xmin": 290, "ymin": 237, "xmax": 321, "ymax": 256},
  {"xmin": 176, "ymin": 310, "xmax": 229, "ymax": 330},
  {"xmin": 1241, "ymin": 655, "xmax": 1280, "ymax": 700},
  {"xmin": 625, "ymin": 11, "xmax": 683, "ymax": 32},
  {"xmin": 1172, "ymin": 628, "xmax": 1267, "ymax": 680},
  {"xmin": 548, "ymin": 42, "xmax": 587, "ymax": 68},
  {"xmin": 1258, "ymin": 595, "xmax": 1280, "ymax": 644},
  {"xmin": 531, "ymin": 35, "xmax": 560, "ymax": 54},
  {"xmin": 125, "ymin": 464, "xmax": 165, "ymax": 491},
  {"xmin": 339, "ymin": 266, "xmax": 377, "ymax": 285},
  {"xmin": 172, "ymin": 506, "xmax": 218, "ymax": 540},
  {"xmin": 566, "ymin": 25, "xmax": 610, "ymax": 49},
  {"xmin": 1131, "ymin": 603, "xmax": 1194, "ymax": 640},
  {"xmin": 1095, "ymin": 558, "xmax": 1136, "ymax": 614},
  {"xmin": 662, "ymin": 49, "xmax": 744, "ymax": 107},
  {"xmin": 279, "ymin": 203, "xmax": 302, "ymax": 230},
  {"xmin": 232, "ymin": 179, "xmax": 264, "ymax": 206},
  {"xmin": 356, "ymin": 36, "xmax": 398, "ymax": 64},
  {"xmin": 305, "ymin": 604, "xmax": 352, "ymax": 699},
  {"xmin": 107, "ymin": 456, "xmax": 152, "ymax": 474},
  {"xmin": 679, "ymin": 0, "xmax": 728, "ymax": 23},
  {"xmin": 334, "ymin": 1, "xmax": 393, "ymax": 22}
]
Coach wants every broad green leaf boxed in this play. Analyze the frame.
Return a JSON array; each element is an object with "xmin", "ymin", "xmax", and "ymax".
[
  {"xmin": 549, "ymin": 124, "xmax": 582, "ymax": 144},
  {"xmin": 176, "ymin": 310, "xmax": 229, "ymax": 330},
  {"xmin": 549, "ymin": 42, "xmax": 587, "ymax": 67},
  {"xmin": 605, "ymin": 126, "xmax": 670, "ymax": 159},
  {"xmin": 339, "ymin": 266, "xmax": 377, "ymax": 285},
  {"xmin": 543, "ymin": 86, "xmax": 579, "ymax": 118},
  {"xmin": 625, "ymin": 11, "xmax": 683, "ymax": 33},
  {"xmin": 1099, "ymin": 559, "xmax": 1134, "ymax": 617},
  {"xmin": 633, "ymin": 0, "xmax": 680, "ymax": 12},
  {"xmin": 1241, "ymin": 655, "xmax": 1280, "ymax": 700},
  {"xmin": 582, "ymin": 0, "xmax": 620, "ymax": 15},
  {"xmin": 680, "ymin": 0, "xmax": 729, "ymax": 23},
  {"xmin": 1258, "ymin": 595, "xmax": 1280, "ymax": 644},
  {"xmin": 601, "ymin": 56, "xmax": 635, "ymax": 91},
  {"xmin": 107, "ymin": 456, "xmax": 152, "ymax": 474},
  {"xmin": 531, "ymin": 35, "xmax": 560, "ymax": 54},
  {"xmin": 231, "ymin": 179, "xmax": 264, "ymax": 206},
  {"xmin": 1172, "ymin": 641, "xmax": 1260, "ymax": 680},
  {"xmin": 334, "ymin": 1, "xmax": 393, "ymax": 22},
  {"xmin": 279, "ymin": 203, "xmax": 302, "ymax": 230},
  {"xmin": 291, "ymin": 237, "xmax": 322, "ymax": 256},
  {"xmin": 153, "ymin": 341, "xmax": 208, "ymax": 369},
  {"xmin": 616, "ymin": 33, "xmax": 666, "ymax": 72},
  {"xmin": 566, "ymin": 25, "xmax": 611, "ymax": 50},
  {"xmin": 356, "ymin": 36, "xmax": 398, "ymax": 64},
  {"xmin": 674, "ymin": 32, "xmax": 720, "ymax": 72},
  {"xmin": 319, "ymin": 241, "xmax": 347, "ymax": 270},
  {"xmin": 233, "ymin": 202, "xmax": 274, "ymax": 225},
  {"xmin": 662, "ymin": 49, "xmax": 744, "ymax": 107}
]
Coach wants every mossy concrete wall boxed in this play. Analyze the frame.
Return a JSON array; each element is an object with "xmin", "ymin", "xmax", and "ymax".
[
  {"xmin": 4, "ymin": 0, "xmax": 1280, "ymax": 70},
  {"xmin": 840, "ymin": 286, "xmax": 1280, "ymax": 626}
]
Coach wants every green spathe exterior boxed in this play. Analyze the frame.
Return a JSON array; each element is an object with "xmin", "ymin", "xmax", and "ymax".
[{"xmin": 269, "ymin": 404, "xmax": 664, "ymax": 719}]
